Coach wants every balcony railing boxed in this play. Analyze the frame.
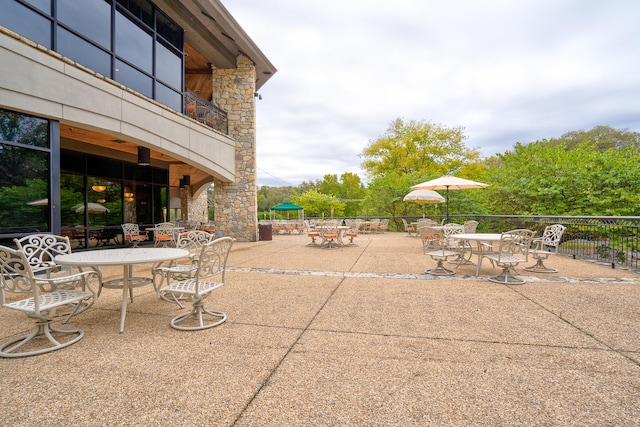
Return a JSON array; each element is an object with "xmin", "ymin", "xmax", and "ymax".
[{"xmin": 184, "ymin": 89, "xmax": 228, "ymax": 134}]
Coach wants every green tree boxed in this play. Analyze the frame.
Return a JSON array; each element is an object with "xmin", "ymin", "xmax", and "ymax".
[
  {"xmin": 318, "ymin": 173, "xmax": 367, "ymax": 216},
  {"xmin": 361, "ymin": 118, "xmax": 482, "ymax": 179},
  {"xmin": 558, "ymin": 125, "xmax": 640, "ymax": 151},
  {"xmin": 482, "ymin": 139, "xmax": 640, "ymax": 216},
  {"xmin": 291, "ymin": 190, "xmax": 345, "ymax": 218}
]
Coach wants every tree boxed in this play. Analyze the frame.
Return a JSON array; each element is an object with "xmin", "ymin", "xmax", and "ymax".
[
  {"xmin": 291, "ymin": 190, "xmax": 345, "ymax": 218},
  {"xmin": 482, "ymin": 139, "xmax": 640, "ymax": 216},
  {"xmin": 558, "ymin": 125, "xmax": 640, "ymax": 152},
  {"xmin": 361, "ymin": 118, "xmax": 482, "ymax": 179},
  {"xmin": 318, "ymin": 173, "xmax": 367, "ymax": 217}
]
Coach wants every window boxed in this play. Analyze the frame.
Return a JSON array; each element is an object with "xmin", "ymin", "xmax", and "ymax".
[
  {"xmin": 0, "ymin": 1, "xmax": 52, "ymax": 48},
  {"xmin": 115, "ymin": 10, "xmax": 153, "ymax": 74},
  {"xmin": 58, "ymin": 28, "xmax": 111, "ymax": 77},
  {"xmin": 57, "ymin": 0, "xmax": 111, "ymax": 48},
  {"xmin": 0, "ymin": 109, "xmax": 51, "ymax": 235}
]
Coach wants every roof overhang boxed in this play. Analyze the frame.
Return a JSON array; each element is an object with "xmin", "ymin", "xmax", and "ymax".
[{"xmin": 154, "ymin": 0, "xmax": 277, "ymax": 90}]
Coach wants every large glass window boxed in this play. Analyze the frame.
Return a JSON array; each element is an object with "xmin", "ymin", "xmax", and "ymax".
[
  {"xmin": 155, "ymin": 83, "xmax": 182, "ymax": 112},
  {"xmin": 155, "ymin": 40, "xmax": 182, "ymax": 89},
  {"xmin": 115, "ymin": 59, "xmax": 153, "ymax": 98},
  {"xmin": 22, "ymin": 0, "xmax": 50, "ymax": 13},
  {"xmin": 5, "ymin": 0, "xmax": 185, "ymax": 113},
  {"xmin": 0, "ymin": 1, "xmax": 52, "ymax": 48},
  {"xmin": 57, "ymin": 0, "xmax": 111, "ymax": 48},
  {"xmin": 58, "ymin": 28, "xmax": 112, "ymax": 77},
  {"xmin": 0, "ymin": 109, "xmax": 50, "ymax": 236},
  {"xmin": 115, "ymin": 10, "xmax": 153, "ymax": 74}
]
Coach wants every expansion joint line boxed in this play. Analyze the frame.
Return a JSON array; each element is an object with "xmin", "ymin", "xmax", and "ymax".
[{"xmin": 229, "ymin": 276, "xmax": 347, "ymax": 426}]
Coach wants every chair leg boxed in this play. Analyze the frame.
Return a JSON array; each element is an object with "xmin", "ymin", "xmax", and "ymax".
[
  {"xmin": 426, "ymin": 257, "xmax": 455, "ymax": 276},
  {"xmin": 488, "ymin": 265, "xmax": 526, "ymax": 285},
  {"xmin": 0, "ymin": 320, "xmax": 84, "ymax": 358},
  {"xmin": 170, "ymin": 299, "xmax": 226, "ymax": 331},
  {"xmin": 523, "ymin": 258, "xmax": 557, "ymax": 273}
]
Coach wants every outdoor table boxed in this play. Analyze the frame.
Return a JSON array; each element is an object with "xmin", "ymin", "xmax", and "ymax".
[
  {"xmin": 450, "ymin": 233, "xmax": 502, "ymax": 275},
  {"xmin": 55, "ymin": 247, "xmax": 188, "ymax": 333},
  {"xmin": 315, "ymin": 225, "xmax": 349, "ymax": 247}
]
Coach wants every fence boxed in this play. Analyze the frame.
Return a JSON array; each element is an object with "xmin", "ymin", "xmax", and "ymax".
[{"xmin": 331, "ymin": 215, "xmax": 640, "ymax": 269}]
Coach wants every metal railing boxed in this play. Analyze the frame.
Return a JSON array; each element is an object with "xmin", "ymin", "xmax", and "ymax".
[
  {"xmin": 326, "ymin": 214, "xmax": 640, "ymax": 269},
  {"xmin": 184, "ymin": 89, "xmax": 228, "ymax": 134},
  {"xmin": 408, "ymin": 215, "xmax": 640, "ymax": 269}
]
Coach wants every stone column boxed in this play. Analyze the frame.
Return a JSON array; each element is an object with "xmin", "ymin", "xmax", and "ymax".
[{"xmin": 211, "ymin": 55, "xmax": 258, "ymax": 241}]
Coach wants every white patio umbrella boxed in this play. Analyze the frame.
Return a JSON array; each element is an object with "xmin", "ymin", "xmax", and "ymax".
[
  {"xmin": 27, "ymin": 198, "xmax": 49, "ymax": 206},
  {"xmin": 74, "ymin": 202, "xmax": 110, "ymax": 214},
  {"xmin": 403, "ymin": 190, "xmax": 445, "ymax": 217},
  {"xmin": 411, "ymin": 175, "xmax": 488, "ymax": 222}
]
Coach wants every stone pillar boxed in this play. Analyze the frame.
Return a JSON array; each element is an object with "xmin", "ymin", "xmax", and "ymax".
[{"xmin": 211, "ymin": 55, "xmax": 258, "ymax": 241}]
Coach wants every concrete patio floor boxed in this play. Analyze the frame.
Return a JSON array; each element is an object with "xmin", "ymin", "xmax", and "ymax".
[{"xmin": 1, "ymin": 232, "xmax": 639, "ymax": 426}]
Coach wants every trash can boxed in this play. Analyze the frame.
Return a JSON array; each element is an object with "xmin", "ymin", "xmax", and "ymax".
[{"xmin": 258, "ymin": 223, "xmax": 272, "ymax": 241}]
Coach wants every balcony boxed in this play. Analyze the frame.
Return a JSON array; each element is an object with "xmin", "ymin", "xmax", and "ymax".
[{"xmin": 184, "ymin": 89, "xmax": 228, "ymax": 135}]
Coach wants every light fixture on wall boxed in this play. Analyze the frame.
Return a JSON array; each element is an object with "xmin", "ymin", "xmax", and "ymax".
[
  {"xmin": 138, "ymin": 146, "xmax": 150, "ymax": 166},
  {"xmin": 92, "ymin": 185, "xmax": 106, "ymax": 192},
  {"xmin": 180, "ymin": 175, "xmax": 191, "ymax": 188}
]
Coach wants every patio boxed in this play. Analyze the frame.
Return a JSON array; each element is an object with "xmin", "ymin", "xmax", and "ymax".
[{"xmin": 1, "ymin": 232, "xmax": 639, "ymax": 425}]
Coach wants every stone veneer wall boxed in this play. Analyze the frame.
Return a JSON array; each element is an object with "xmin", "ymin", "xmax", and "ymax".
[
  {"xmin": 211, "ymin": 55, "xmax": 258, "ymax": 241},
  {"xmin": 182, "ymin": 188, "xmax": 209, "ymax": 224}
]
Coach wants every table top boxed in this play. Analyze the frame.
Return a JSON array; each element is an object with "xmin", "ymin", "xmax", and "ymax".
[
  {"xmin": 452, "ymin": 233, "xmax": 503, "ymax": 241},
  {"xmin": 55, "ymin": 247, "xmax": 188, "ymax": 266}
]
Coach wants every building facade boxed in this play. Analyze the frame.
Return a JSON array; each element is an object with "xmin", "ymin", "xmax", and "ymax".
[{"xmin": 0, "ymin": 0, "xmax": 275, "ymax": 246}]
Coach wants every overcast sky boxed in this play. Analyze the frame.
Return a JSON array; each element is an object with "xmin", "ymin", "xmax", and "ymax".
[{"xmin": 224, "ymin": 0, "xmax": 640, "ymax": 187}]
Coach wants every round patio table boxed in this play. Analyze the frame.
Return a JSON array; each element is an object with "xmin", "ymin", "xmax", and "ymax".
[{"xmin": 55, "ymin": 247, "xmax": 188, "ymax": 333}]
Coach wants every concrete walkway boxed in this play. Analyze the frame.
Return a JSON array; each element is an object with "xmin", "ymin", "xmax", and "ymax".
[{"xmin": 1, "ymin": 232, "xmax": 639, "ymax": 426}]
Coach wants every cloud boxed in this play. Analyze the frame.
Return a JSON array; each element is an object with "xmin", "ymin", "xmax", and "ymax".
[{"xmin": 226, "ymin": 0, "xmax": 640, "ymax": 186}]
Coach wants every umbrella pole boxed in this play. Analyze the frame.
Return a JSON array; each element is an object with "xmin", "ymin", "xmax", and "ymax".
[{"xmin": 445, "ymin": 186, "xmax": 450, "ymax": 223}]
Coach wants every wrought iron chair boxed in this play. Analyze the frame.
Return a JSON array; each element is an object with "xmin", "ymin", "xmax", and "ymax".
[
  {"xmin": 417, "ymin": 222, "xmax": 441, "ymax": 251},
  {"xmin": 0, "ymin": 245, "xmax": 98, "ymax": 357},
  {"xmin": 482, "ymin": 229, "xmax": 536, "ymax": 284},
  {"xmin": 524, "ymin": 224, "xmax": 566, "ymax": 273},
  {"xmin": 14, "ymin": 234, "xmax": 76, "ymax": 278},
  {"xmin": 14, "ymin": 233, "xmax": 102, "ymax": 290},
  {"xmin": 158, "ymin": 237, "xmax": 233, "ymax": 330},
  {"xmin": 344, "ymin": 220, "xmax": 360, "ymax": 246},
  {"xmin": 153, "ymin": 222, "xmax": 176, "ymax": 247},
  {"xmin": 152, "ymin": 230, "xmax": 216, "ymax": 307},
  {"xmin": 402, "ymin": 218, "xmax": 416, "ymax": 237},
  {"xmin": 318, "ymin": 221, "xmax": 341, "ymax": 249},
  {"xmin": 422, "ymin": 226, "xmax": 460, "ymax": 276},
  {"xmin": 303, "ymin": 220, "xmax": 320, "ymax": 247},
  {"xmin": 121, "ymin": 223, "xmax": 147, "ymax": 247}
]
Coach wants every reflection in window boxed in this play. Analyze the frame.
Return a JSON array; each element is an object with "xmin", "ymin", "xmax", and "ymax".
[
  {"xmin": 58, "ymin": 28, "xmax": 111, "ymax": 77},
  {"xmin": 115, "ymin": 10, "xmax": 152, "ymax": 74},
  {"xmin": 0, "ymin": 108, "xmax": 49, "ymax": 148},
  {"xmin": 0, "ymin": 1, "xmax": 52, "ymax": 48},
  {"xmin": 57, "ymin": 0, "xmax": 111, "ymax": 48},
  {"xmin": 115, "ymin": 60, "xmax": 153, "ymax": 98},
  {"xmin": 0, "ymin": 144, "xmax": 49, "ymax": 234},
  {"xmin": 155, "ymin": 83, "xmax": 182, "ymax": 112},
  {"xmin": 155, "ymin": 40, "xmax": 182, "ymax": 90},
  {"xmin": 60, "ymin": 173, "xmax": 86, "ymax": 246}
]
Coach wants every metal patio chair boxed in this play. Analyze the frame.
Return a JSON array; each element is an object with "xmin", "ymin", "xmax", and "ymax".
[
  {"xmin": 483, "ymin": 229, "xmax": 536, "ymax": 284},
  {"xmin": 0, "ymin": 245, "xmax": 98, "ymax": 357},
  {"xmin": 524, "ymin": 224, "xmax": 566, "ymax": 273},
  {"xmin": 158, "ymin": 237, "xmax": 233, "ymax": 331}
]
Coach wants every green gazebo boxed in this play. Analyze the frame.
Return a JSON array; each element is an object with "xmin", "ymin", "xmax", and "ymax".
[{"xmin": 270, "ymin": 202, "xmax": 304, "ymax": 221}]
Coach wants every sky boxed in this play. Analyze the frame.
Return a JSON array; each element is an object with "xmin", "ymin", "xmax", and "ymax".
[{"xmin": 223, "ymin": 0, "xmax": 640, "ymax": 187}]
